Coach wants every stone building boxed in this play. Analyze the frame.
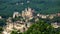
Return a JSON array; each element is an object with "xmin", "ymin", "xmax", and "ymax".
[
  {"xmin": 51, "ymin": 22, "xmax": 60, "ymax": 28},
  {"xmin": 0, "ymin": 16, "xmax": 2, "ymax": 19},
  {"xmin": 22, "ymin": 7, "xmax": 34, "ymax": 20},
  {"xmin": 3, "ymin": 20, "xmax": 32, "ymax": 34},
  {"xmin": 13, "ymin": 12, "xmax": 19, "ymax": 18},
  {"xmin": 57, "ymin": 13, "xmax": 60, "ymax": 16}
]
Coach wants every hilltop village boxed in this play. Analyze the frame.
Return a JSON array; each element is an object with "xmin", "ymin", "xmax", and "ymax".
[{"xmin": 0, "ymin": 7, "xmax": 60, "ymax": 34}]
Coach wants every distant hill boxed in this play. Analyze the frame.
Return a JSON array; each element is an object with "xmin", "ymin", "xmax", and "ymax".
[{"xmin": 0, "ymin": 0, "xmax": 60, "ymax": 16}]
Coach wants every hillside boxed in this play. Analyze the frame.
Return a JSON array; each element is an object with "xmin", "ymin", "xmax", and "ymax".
[{"xmin": 0, "ymin": 0, "xmax": 60, "ymax": 16}]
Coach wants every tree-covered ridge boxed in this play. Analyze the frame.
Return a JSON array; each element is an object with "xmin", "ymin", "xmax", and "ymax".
[
  {"xmin": 23, "ymin": 20, "xmax": 60, "ymax": 34},
  {"xmin": 0, "ymin": 0, "xmax": 60, "ymax": 16}
]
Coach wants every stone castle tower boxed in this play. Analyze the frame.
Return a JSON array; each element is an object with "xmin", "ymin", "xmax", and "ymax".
[{"xmin": 22, "ymin": 7, "xmax": 34, "ymax": 19}]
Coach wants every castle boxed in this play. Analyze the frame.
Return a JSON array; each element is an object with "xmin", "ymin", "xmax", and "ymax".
[
  {"xmin": 22, "ymin": 7, "xmax": 34, "ymax": 20},
  {"xmin": 13, "ymin": 7, "xmax": 34, "ymax": 20}
]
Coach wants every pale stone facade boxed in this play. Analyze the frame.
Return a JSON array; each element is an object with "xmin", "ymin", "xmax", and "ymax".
[
  {"xmin": 13, "ymin": 12, "xmax": 19, "ymax": 18},
  {"xmin": 22, "ymin": 7, "xmax": 34, "ymax": 20},
  {"xmin": 51, "ymin": 22, "xmax": 60, "ymax": 28},
  {"xmin": 0, "ymin": 16, "xmax": 2, "ymax": 19}
]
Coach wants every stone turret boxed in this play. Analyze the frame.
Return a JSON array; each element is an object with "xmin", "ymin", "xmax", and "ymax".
[
  {"xmin": 22, "ymin": 7, "xmax": 34, "ymax": 20},
  {"xmin": 13, "ymin": 12, "xmax": 19, "ymax": 18}
]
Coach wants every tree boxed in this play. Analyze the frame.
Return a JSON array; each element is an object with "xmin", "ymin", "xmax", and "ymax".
[
  {"xmin": 0, "ymin": 19, "xmax": 6, "ymax": 27},
  {"xmin": 10, "ymin": 20, "xmax": 60, "ymax": 34},
  {"xmin": 23, "ymin": 20, "xmax": 60, "ymax": 34},
  {"xmin": 0, "ymin": 19, "xmax": 6, "ymax": 34},
  {"xmin": 11, "ymin": 30, "xmax": 22, "ymax": 34},
  {"xmin": 52, "ymin": 16, "xmax": 60, "ymax": 22},
  {"xmin": 0, "ymin": 27, "xmax": 3, "ymax": 34}
]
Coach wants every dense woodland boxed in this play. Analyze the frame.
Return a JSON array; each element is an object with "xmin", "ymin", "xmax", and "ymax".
[{"xmin": 0, "ymin": 0, "xmax": 60, "ymax": 16}]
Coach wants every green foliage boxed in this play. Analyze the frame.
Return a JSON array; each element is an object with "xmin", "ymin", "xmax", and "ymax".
[
  {"xmin": 0, "ymin": 19, "xmax": 5, "ymax": 34},
  {"xmin": 0, "ymin": 27, "xmax": 3, "ymax": 34},
  {"xmin": 23, "ymin": 20, "xmax": 60, "ymax": 34},
  {"xmin": 52, "ymin": 16, "xmax": 60, "ymax": 22},
  {"xmin": 11, "ymin": 16, "xmax": 23, "ymax": 22},
  {"xmin": 0, "ymin": 0, "xmax": 60, "ymax": 16},
  {"xmin": 10, "ymin": 20, "xmax": 60, "ymax": 34},
  {"xmin": 0, "ymin": 19, "xmax": 6, "ymax": 27},
  {"xmin": 11, "ymin": 30, "xmax": 18, "ymax": 34},
  {"xmin": 11, "ymin": 30, "xmax": 22, "ymax": 34}
]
